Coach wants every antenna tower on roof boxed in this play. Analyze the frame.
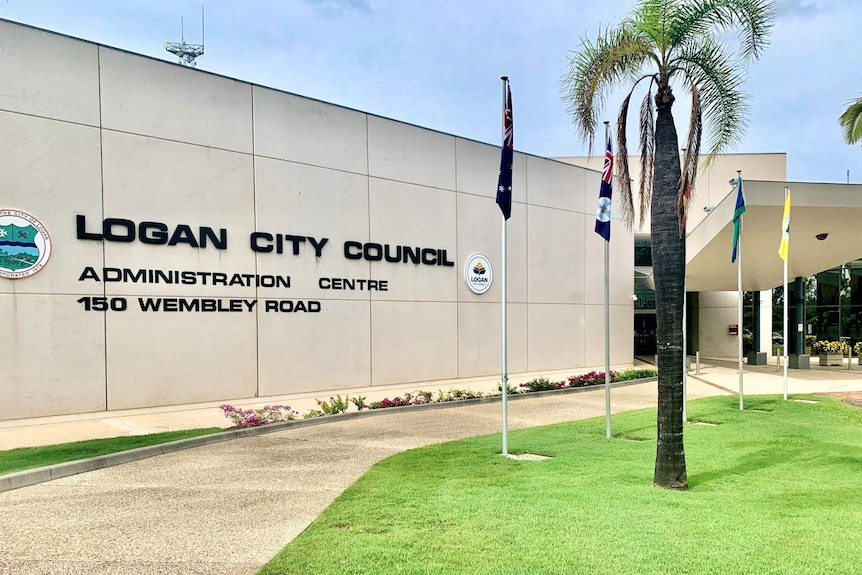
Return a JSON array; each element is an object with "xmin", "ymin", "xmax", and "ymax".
[{"xmin": 164, "ymin": 5, "xmax": 205, "ymax": 67}]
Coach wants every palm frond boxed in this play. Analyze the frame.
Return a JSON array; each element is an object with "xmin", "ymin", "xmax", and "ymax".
[
  {"xmin": 670, "ymin": 0, "xmax": 775, "ymax": 60},
  {"xmin": 678, "ymin": 85, "xmax": 702, "ymax": 235},
  {"xmin": 561, "ymin": 23, "xmax": 653, "ymax": 152},
  {"xmin": 839, "ymin": 97, "xmax": 862, "ymax": 145},
  {"xmin": 616, "ymin": 91, "xmax": 636, "ymax": 229},
  {"xmin": 634, "ymin": 0, "xmax": 674, "ymax": 56},
  {"xmin": 672, "ymin": 37, "xmax": 747, "ymax": 157},
  {"xmin": 638, "ymin": 84, "xmax": 656, "ymax": 227}
]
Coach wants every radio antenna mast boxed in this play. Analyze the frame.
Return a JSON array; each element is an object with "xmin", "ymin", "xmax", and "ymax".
[{"xmin": 164, "ymin": 5, "xmax": 205, "ymax": 67}]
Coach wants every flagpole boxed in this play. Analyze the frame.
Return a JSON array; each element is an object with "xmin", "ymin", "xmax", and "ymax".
[
  {"xmin": 682, "ymin": 276, "xmax": 687, "ymax": 422},
  {"xmin": 500, "ymin": 76, "xmax": 509, "ymax": 457},
  {"xmin": 736, "ymin": 170, "xmax": 744, "ymax": 411},
  {"xmin": 502, "ymin": 209, "xmax": 508, "ymax": 454},
  {"xmin": 603, "ymin": 122, "xmax": 611, "ymax": 440},
  {"xmin": 782, "ymin": 186, "xmax": 789, "ymax": 400}
]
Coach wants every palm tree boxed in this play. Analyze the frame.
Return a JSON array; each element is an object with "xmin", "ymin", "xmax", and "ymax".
[
  {"xmin": 562, "ymin": 0, "xmax": 775, "ymax": 489},
  {"xmin": 839, "ymin": 96, "xmax": 862, "ymax": 146}
]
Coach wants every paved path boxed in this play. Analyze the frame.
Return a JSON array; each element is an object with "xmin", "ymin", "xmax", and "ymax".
[{"xmin": 1, "ymin": 362, "xmax": 860, "ymax": 575}]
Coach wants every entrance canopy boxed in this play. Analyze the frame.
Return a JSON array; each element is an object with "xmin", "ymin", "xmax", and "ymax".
[{"xmin": 686, "ymin": 180, "xmax": 862, "ymax": 292}]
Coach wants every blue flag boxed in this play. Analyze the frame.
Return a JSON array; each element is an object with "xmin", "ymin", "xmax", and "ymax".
[
  {"xmin": 595, "ymin": 134, "xmax": 613, "ymax": 241},
  {"xmin": 496, "ymin": 82, "xmax": 513, "ymax": 219},
  {"xmin": 731, "ymin": 176, "xmax": 746, "ymax": 263}
]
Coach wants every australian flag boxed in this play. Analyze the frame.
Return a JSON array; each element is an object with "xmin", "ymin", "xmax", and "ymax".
[
  {"xmin": 496, "ymin": 82, "xmax": 513, "ymax": 220},
  {"xmin": 595, "ymin": 134, "xmax": 613, "ymax": 241}
]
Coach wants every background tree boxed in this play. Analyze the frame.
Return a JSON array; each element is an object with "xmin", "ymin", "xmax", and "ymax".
[
  {"xmin": 839, "ymin": 96, "xmax": 862, "ymax": 146},
  {"xmin": 562, "ymin": 0, "xmax": 775, "ymax": 489}
]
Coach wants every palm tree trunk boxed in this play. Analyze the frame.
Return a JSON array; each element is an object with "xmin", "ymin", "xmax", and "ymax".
[{"xmin": 651, "ymin": 85, "xmax": 688, "ymax": 490}]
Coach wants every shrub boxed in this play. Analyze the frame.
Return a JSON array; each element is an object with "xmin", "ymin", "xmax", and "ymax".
[
  {"xmin": 351, "ymin": 395, "xmax": 367, "ymax": 411},
  {"xmin": 317, "ymin": 394, "xmax": 351, "ymax": 415},
  {"xmin": 498, "ymin": 381, "xmax": 521, "ymax": 395},
  {"xmin": 520, "ymin": 377, "xmax": 565, "ymax": 392},
  {"xmin": 220, "ymin": 404, "xmax": 298, "ymax": 428},
  {"xmin": 855, "ymin": 342, "xmax": 862, "ymax": 356},
  {"xmin": 614, "ymin": 368, "xmax": 657, "ymax": 381},
  {"xmin": 437, "ymin": 389, "xmax": 484, "ymax": 402}
]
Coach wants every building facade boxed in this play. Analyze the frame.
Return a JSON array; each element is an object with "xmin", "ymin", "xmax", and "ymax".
[{"xmin": 0, "ymin": 20, "xmax": 634, "ymax": 420}]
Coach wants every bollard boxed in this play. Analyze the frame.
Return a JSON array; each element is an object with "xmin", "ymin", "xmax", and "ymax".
[{"xmin": 695, "ymin": 351, "xmax": 700, "ymax": 375}]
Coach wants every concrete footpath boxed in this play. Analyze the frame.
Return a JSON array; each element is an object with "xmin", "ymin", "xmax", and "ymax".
[{"xmin": 1, "ymin": 362, "xmax": 860, "ymax": 575}]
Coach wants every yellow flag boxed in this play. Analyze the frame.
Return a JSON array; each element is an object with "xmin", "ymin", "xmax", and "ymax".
[{"xmin": 778, "ymin": 190, "xmax": 791, "ymax": 261}]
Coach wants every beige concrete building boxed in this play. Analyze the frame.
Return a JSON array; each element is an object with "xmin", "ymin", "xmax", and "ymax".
[
  {"xmin": 6, "ymin": 18, "xmax": 859, "ymax": 421},
  {"xmin": 0, "ymin": 19, "xmax": 634, "ymax": 420}
]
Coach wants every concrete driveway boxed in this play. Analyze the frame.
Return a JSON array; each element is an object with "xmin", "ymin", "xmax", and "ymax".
[{"xmin": 2, "ymin": 361, "xmax": 860, "ymax": 575}]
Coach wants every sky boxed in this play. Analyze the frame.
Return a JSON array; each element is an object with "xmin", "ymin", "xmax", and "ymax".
[{"xmin": 1, "ymin": 0, "xmax": 860, "ymax": 183}]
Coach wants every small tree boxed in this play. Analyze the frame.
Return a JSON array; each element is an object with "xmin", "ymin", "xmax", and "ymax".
[{"xmin": 562, "ymin": 0, "xmax": 775, "ymax": 489}]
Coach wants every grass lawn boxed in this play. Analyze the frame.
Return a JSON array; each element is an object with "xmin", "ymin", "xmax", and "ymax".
[
  {"xmin": 0, "ymin": 428, "xmax": 222, "ymax": 476},
  {"xmin": 259, "ymin": 395, "xmax": 861, "ymax": 575}
]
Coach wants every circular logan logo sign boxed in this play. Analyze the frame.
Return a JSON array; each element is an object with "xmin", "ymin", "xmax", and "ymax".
[
  {"xmin": 464, "ymin": 253, "xmax": 493, "ymax": 295},
  {"xmin": 0, "ymin": 209, "xmax": 52, "ymax": 279}
]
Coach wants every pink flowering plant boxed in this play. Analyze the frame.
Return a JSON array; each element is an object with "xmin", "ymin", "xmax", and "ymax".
[
  {"xmin": 368, "ymin": 391, "xmax": 433, "ymax": 409},
  {"xmin": 520, "ymin": 371, "xmax": 615, "ymax": 392},
  {"xmin": 219, "ymin": 404, "xmax": 298, "ymax": 428},
  {"xmin": 233, "ymin": 369, "xmax": 659, "ymax": 419},
  {"xmin": 567, "ymin": 371, "xmax": 611, "ymax": 387}
]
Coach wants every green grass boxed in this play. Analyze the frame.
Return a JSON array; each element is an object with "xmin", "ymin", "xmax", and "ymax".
[
  {"xmin": 259, "ymin": 396, "xmax": 862, "ymax": 575},
  {"xmin": 0, "ymin": 428, "xmax": 222, "ymax": 476}
]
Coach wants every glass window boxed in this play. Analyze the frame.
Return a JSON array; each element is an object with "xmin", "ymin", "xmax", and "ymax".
[{"xmin": 634, "ymin": 240, "xmax": 652, "ymax": 267}]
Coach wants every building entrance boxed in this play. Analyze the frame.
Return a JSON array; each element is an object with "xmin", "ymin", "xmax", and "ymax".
[{"xmin": 634, "ymin": 313, "xmax": 657, "ymax": 356}]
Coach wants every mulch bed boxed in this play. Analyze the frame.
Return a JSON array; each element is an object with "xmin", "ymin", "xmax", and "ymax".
[{"xmin": 817, "ymin": 392, "xmax": 862, "ymax": 408}]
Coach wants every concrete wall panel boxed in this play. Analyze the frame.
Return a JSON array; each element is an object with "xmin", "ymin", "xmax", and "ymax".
[
  {"xmin": 99, "ymin": 48, "xmax": 253, "ymax": 153},
  {"xmin": 457, "ymin": 302, "xmax": 527, "ymax": 377},
  {"xmin": 367, "ymin": 116, "xmax": 456, "ymax": 189},
  {"xmin": 254, "ymin": 157, "xmax": 370, "ymax": 300},
  {"xmin": 455, "ymin": 192, "xmax": 527, "ymax": 303},
  {"xmin": 584, "ymin": 304, "xmax": 635, "ymax": 367},
  {"xmin": 258, "ymin": 300, "xmax": 371, "ymax": 395},
  {"xmin": 371, "ymin": 301, "xmax": 458, "ymax": 385},
  {"xmin": 699, "ymin": 291, "xmax": 739, "ymax": 358},
  {"xmin": 527, "ymin": 303, "xmax": 585, "ymax": 371},
  {"xmin": 99, "ymin": 131, "xmax": 256, "ymax": 297},
  {"xmin": 0, "ymin": 112, "xmax": 103, "ymax": 296},
  {"xmin": 254, "ymin": 87, "xmax": 368, "ymax": 174},
  {"xmin": 527, "ymin": 207, "xmax": 586, "ymax": 304},
  {"xmin": 0, "ymin": 294, "xmax": 106, "ymax": 419},
  {"xmin": 0, "ymin": 21, "xmax": 100, "ymax": 126},
  {"xmin": 368, "ymin": 178, "xmax": 457, "ymax": 302},
  {"xmin": 527, "ymin": 156, "xmax": 584, "ymax": 212},
  {"xmin": 105, "ymin": 305, "xmax": 257, "ymax": 410},
  {"xmin": 455, "ymin": 139, "xmax": 528, "ymax": 207}
]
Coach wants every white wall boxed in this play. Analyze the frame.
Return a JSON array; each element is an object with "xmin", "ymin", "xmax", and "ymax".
[
  {"xmin": 0, "ymin": 20, "xmax": 634, "ymax": 419},
  {"xmin": 697, "ymin": 292, "xmax": 739, "ymax": 358}
]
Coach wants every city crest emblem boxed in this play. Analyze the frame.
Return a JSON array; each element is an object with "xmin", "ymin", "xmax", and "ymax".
[{"xmin": 0, "ymin": 209, "xmax": 52, "ymax": 279}]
